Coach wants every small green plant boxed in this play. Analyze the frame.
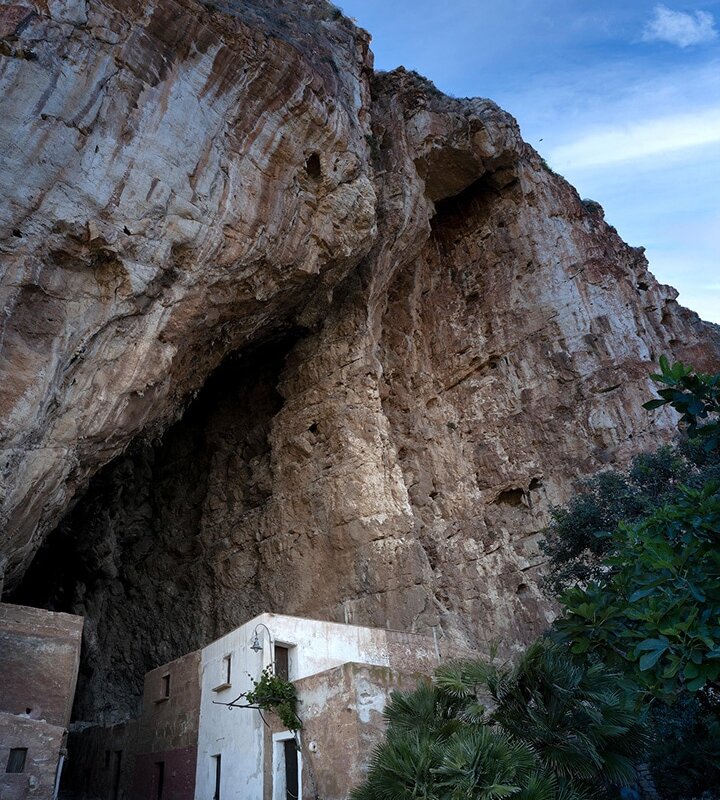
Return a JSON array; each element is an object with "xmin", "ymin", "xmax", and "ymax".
[
  {"xmin": 246, "ymin": 665, "xmax": 302, "ymax": 731},
  {"xmin": 582, "ymin": 198, "xmax": 603, "ymax": 215},
  {"xmin": 539, "ymin": 157, "xmax": 555, "ymax": 174}
]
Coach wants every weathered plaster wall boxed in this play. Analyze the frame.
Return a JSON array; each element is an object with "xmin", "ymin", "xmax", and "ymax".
[
  {"xmin": 0, "ymin": 603, "xmax": 83, "ymax": 727},
  {"xmin": 277, "ymin": 662, "xmax": 426, "ymax": 800},
  {"xmin": 0, "ymin": 713, "xmax": 65, "ymax": 800}
]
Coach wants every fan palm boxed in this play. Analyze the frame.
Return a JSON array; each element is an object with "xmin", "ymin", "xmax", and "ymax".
[{"xmin": 352, "ymin": 640, "xmax": 647, "ymax": 800}]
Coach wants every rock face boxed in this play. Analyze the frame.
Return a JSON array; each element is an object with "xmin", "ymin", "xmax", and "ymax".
[{"xmin": 1, "ymin": 0, "xmax": 718, "ymax": 721}]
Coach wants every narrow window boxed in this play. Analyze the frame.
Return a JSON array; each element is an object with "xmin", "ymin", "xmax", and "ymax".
[
  {"xmin": 161, "ymin": 674, "xmax": 171, "ymax": 698},
  {"xmin": 155, "ymin": 761, "xmax": 165, "ymax": 800},
  {"xmin": 223, "ymin": 654, "xmax": 232, "ymax": 685},
  {"xmin": 274, "ymin": 645, "xmax": 289, "ymax": 681},
  {"xmin": 6, "ymin": 748, "xmax": 27, "ymax": 773},
  {"xmin": 104, "ymin": 750, "xmax": 111, "ymax": 769},
  {"xmin": 212, "ymin": 754, "xmax": 221, "ymax": 800}
]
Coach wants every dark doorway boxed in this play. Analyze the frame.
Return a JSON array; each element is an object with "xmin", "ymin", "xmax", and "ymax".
[
  {"xmin": 283, "ymin": 739, "xmax": 298, "ymax": 800},
  {"xmin": 212, "ymin": 754, "xmax": 221, "ymax": 800},
  {"xmin": 112, "ymin": 750, "xmax": 122, "ymax": 800},
  {"xmin": 155, "ymin": 761, "xmax": 164, "ymax": 800}
]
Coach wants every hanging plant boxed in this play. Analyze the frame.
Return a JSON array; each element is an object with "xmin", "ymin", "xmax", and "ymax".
[{"xmin": 246, "ymin": 665, "xmax": 302, "ymax": 731}]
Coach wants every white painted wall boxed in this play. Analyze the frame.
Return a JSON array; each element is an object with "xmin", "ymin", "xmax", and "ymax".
[{"xmin": 194, "ymin": 613, "xmax": 436, "ymax": 800}]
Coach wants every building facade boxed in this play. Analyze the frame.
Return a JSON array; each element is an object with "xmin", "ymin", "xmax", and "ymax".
[
  {"xmin": 196, "ymin": 613, "xmax": 442, "ymax": 800},
  {"xmin": 67, "ymin": 613, "xmax": 451, "ymax": 800},
  {"xmin": 0, "ymin": 602, "xmax": 83, "ymax": 800},
  {"xmin": 67, "ymin": 650, "xmax": 202, "ymax": 800}
]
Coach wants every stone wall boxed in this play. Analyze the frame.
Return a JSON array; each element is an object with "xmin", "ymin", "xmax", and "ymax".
[
  {"xmin": 65, "ymin": 720, "xmax": 138, "ymax": 800},
  {"xmin": 0, "ymin": 603, "xmax": 82, "ymax": 798},
  {"xmin": 137, "ymin": 651, "xmax": 202, "ymax": 756},
  {"xmin": 131, "ymin": 745, "xmax": 197, "ymax": 800},
  {"xmin": 64, "ymin": 649, "xmax": 201, "ymax": 799}
]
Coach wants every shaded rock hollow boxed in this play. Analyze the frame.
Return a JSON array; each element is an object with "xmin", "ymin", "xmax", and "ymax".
[{"xmin": 1, "ymin": 0, "xmax": 719, "ymax": 721}]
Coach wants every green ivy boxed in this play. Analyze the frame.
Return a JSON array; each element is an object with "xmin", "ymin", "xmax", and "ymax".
[{"xmin": 246, "ymin": 665, "xmax": 302, "ymax": 731}]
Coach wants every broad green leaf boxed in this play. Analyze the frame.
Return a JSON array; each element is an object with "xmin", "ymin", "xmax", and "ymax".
[{"xmin": 639, "ymin": 648, "xmax": 666, "ymax": 671}]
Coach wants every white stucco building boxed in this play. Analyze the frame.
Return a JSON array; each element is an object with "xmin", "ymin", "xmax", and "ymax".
[
  {"xmin": 195, "ymin": 613, "xmax": 443, "ymax": 800},
  {"xmin": 69, "ymin": 612, "xmax": 459, "ymax": 800}
]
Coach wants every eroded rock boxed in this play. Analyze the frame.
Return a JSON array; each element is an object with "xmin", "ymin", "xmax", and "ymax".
[{"xmin": 2, "ymin": 0, "xmax": 719, "ymax": 721}]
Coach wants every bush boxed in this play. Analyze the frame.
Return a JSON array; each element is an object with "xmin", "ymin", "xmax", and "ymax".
[
  {"xmin": 352, "ymin": 641, "xmax": 648, "ymax": 800},
  {"xmin": 647, "ymin": 696, "xmax": 720, "ymax": 800},
  {"xmin": 246, "ymin": 665, "xmax": 302, "ymax": 731},
  {"xmin": 540, "ymin": 446, "xmax": 719, "ymax": 597},
  {"xmin": 552, "ymin": 481, "xmax": 720, "ymax": 700},
  {"xmin": 548, "ymin": 359, "xmax": 720, "ymax": 797}
]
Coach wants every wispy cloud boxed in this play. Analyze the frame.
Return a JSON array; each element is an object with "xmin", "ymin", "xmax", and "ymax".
[
  {"xmin": 549, "ymin": 106, "xmax": 720, "ymax": 170},
  {"xmin": 642, "ymin": 5, "xmax": 717, "ymax": 48}
]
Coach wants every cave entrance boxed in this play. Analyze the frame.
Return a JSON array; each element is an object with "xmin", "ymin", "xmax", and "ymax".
[{"xmin": 5, "ymin": 329, "xmax": 307, "ymax": 727}]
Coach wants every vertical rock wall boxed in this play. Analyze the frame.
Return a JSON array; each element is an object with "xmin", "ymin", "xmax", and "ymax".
[{"xmin": 1, "ymin": 2, "xmax": 718, "ymax": 721}]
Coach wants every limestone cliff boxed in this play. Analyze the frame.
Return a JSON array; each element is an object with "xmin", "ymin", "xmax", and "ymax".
[{"xmin": 1, "ymin": 0, "xmax": 718, "ymax": 721}]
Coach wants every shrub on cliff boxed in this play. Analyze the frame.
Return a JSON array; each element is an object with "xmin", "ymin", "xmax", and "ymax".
[{"xmin": 540, "ymin": 442, "xmax": 720, "ymax": 598}]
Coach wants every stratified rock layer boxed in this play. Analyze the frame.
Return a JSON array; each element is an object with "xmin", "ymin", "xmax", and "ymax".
[{"xmin": 2, "ymin": 0, "xmax": 718, "ymax": 720}]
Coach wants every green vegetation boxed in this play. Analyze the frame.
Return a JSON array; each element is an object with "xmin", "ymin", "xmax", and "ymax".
[
  {"xmin": 246, "ymin": 665, "xmax": 302, "ymax": 731},
  {"xmin": 643, "ymin": 356, "xmax": 720, "ymax": 451},
  {"xmin": 549, "ymin": 358, "xmax": 720, "ymax": 797},
  {"xmin": 647, "ymin": 695, "xmax": 720, "ymax": 800},
  {"xmin": 540, "ymin": 442, "xmax": 720, "ymax": 597},
  {"xmin": 551, "ymin": 358, "xmax": 720, "ymax": 700},
  {"xmin": 552, "ymin": 481, "xmax": 720, "ymax": 698},
  {"xmin": 352, "ymin": 640, "xmax": 647, "ymax": 800}
]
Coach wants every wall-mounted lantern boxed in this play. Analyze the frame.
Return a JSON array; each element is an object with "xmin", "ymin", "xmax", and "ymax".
[{"xmin": 249, "ymin": 622, "xmax": 272, "ymax": 654}]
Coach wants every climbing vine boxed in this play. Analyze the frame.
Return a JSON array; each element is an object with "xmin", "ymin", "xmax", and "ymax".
[{"xmin": 246, "ymin": 665, "xmax": 302, "ymax": 731}]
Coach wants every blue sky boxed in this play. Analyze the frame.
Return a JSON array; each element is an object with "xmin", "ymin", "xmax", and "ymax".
[{"xmin": 339, "ymin": 1, "xmax": 720, "ymax": 323}]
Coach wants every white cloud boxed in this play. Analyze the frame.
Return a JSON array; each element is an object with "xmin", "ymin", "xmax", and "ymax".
[
  {"xmin": 548, "ymin": 106, "xmax": 720, "ymax": 170},
  {"xmin": 642, "ymin": 5, "xmax": 717, "ymax": 47}
]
